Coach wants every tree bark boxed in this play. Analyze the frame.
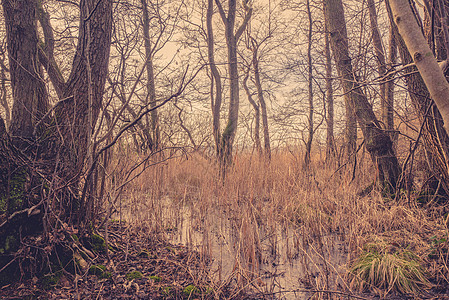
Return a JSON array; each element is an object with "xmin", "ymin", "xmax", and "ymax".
[
  {"xmin": 54, "ymin": 0, "xmax": 112, "ymax": 222},
  {"xmin": 3, "ymin": 0, "xmax": 48, "ymax": 142},
  {"xmin": 207, "ymin": 0, "xmax": 223, "ymax": 157},
  {"xmin": 324, "ymin": 22, "xmax": 335, "ymax": 161},
  {"xmin": 304, "ymin": 0, "xmax": 314, "ymax": 166},
  {"xmin": 243, "ymin": 68, "xmax": 262, "ymax": 155},
  {"xmin": 324, "ymin": 0, "xmax": 400, "ymax": 191},
  {"xmin": 251, "ymin": 40, "xmax": 271, "ymax": 160},
  {"xmin": 141, "ymin": 0, "xmax": 160, "ymax": 150},
  {"xmin": 390, "ymin": 0, "xmax": 449, "ymax": 136},
  {"xmin": 215, "ymin": 0, "xmax": 252, "ymax": 166}
]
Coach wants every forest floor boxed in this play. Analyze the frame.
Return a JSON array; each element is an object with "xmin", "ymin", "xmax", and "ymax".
[
  {"xmin": 2, "ymin": 152, "xmax": 449, "ymax": 299},
  {"xmin": 0, "ymin": 222, "xmax": 249, "ymax": 300}
]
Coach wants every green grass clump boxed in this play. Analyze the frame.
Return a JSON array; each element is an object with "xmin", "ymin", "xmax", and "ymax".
[
  {"xmin": 126, "ymin": 271, "xmax": 143, "ymax": 281},
  {"xmin": 350, "ymin": 247, "xmax": 432, "ymax": 294}
]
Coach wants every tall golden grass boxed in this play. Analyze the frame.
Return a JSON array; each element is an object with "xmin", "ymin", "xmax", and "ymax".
[{"xmin": 107, "ymin": 147, "xmax": 448, "ymax": 298}]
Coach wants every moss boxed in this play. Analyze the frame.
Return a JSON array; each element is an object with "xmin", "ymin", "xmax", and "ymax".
[
  {"xmin": 41, "ymin": 272, "xmax": 62, "ymax": 290},
  {"xmin": 71, "ymin": 234, "xmax": 79, "ymax": 242},
  {"xmin": 149, "ymin": 275, "xmax": 161, "ymax": 282},
  {"xmin": 183, "ymin": 284, "xmax": 199, "ymax": 297},
  {"xmin": 7, "ymin": 168, "xmax": 27, "ymax": 215},
  {"xmin": 91, "ymin": 234, "xmax": 106, "ymax": 253},
  {"xmin": 4, "ymin": 235, "xmax": 17, "ymax": 252},
  {"xmin": 88, "ymin": 264, "xmax": 106, "ymax": 276},
  {"xmin": 88, "ymin": 264, "xmax": 111, "ymax": 279},
  {"xmin": 163, "ymin": 286, "xmax": 172, "ymax": 296},
  {"xmin": 125, "ymin": 271, "xmax": 143, "ymax": 281},
  {"xmin": 100, "ymin": 272, "xmax": 112, "ymax": 279}
]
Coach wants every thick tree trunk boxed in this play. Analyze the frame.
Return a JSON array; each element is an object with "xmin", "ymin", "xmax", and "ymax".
[
  {"xmin": 390, "ymin": 0, "xmax": 449, "ymax": 135},
  {"xmin": 387, "ymin": 0, "xmax": 449, "ymax": 194},
  {"xmin": 324, "ymin": 0, "xmax": 400, "ymax": 191},
  {"xmin": 3, "ymin": 0, "xmax": 48, "ymax": 142},
  {"xmin": 53, "ymin": 0, "xmax": 112, "ymax": 222}
]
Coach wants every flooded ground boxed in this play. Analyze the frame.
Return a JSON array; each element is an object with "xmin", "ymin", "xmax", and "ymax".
[{"xmin": 148, "ymin": 196, "xmax": 350, "ymax": 299}]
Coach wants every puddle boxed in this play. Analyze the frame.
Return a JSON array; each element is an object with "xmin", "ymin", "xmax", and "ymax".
[{"xmin": 156, "ymin": 197, "xmax": 349, "ymax": 299}]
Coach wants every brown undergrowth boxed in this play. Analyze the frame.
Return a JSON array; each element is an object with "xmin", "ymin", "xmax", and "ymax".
[{"xmin": 112, "ymin": 148, "xmax": 449, "ymax": 298}]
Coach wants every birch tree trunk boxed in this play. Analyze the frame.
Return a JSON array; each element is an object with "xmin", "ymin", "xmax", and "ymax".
[
  {"xmin": 390, "ymin": 0, "xmax": 449, "ymax": 136},
  {"xmin": 387, "ymin": 0, "xmax": 449, "ymax": 195},
  {"xmin": 324, "ymin": 0, "xmax": 400, "ymax": 191}
]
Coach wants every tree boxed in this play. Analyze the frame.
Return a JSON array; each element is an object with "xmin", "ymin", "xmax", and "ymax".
[
  {"xmin": 0, "ymin": 0, "xmax": 113, "ymax": 280},
  {"xmin": 215, "ymin": 0, "xmax": 252, "ymax": 165},
  {"xmin": 207, "ymin": 0, "xmax": 224, "ymax": 157},
  {"xmin": 242, "ymin": 63, "xmax": 262, "ymax": 155},
  {"xmin": 324, "ymin": 20, "xmax": 335, "ymax": 161},
  {"xmin": 141, "ymin": 0, "xmax": 160, "ymax": 150},
  {"xmin": 389, "ymin": 0, "xmax": 449, "ymax": 137},
  {"xmin": 386, "ymin": 0, "xmax": 449, "ymax": 195},
  {"xmin": 324, "ymin": 0, "xmax": 400, "ymax": 191},
  {"xmin": 304, "ymin": 0, "xmax": 314, "ymax": 166}
]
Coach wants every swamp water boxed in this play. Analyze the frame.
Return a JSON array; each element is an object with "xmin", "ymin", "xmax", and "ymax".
[{"xmin": 121, "ymin": 195, "xmax": 350, "ymax": 299}]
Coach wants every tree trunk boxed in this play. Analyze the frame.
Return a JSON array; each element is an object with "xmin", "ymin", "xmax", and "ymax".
[
  {"xmin": 368, "ymin": 0, "xmax": 389, "ymax": 130},
  {"xmin": 387, "ymin": 0, "xmax": 449, "ymax": 194},
  {"xmin": 53, "ymin": 0, "xmax": 112, "ymax": 223},
  {"xmin": 389, "ymin": 0, "xmax": 449, "ymax": 136},
  {"xmin": 385, "ymin": 22, "xmax": 397, "ymax": 135},
  {"xmin": 243, "ymin": 68, "xmax": 262, "ymax": 155},
  {"xmin": 324, "ymin": 0, "xmax": 400, "ymax": 191},
  {"xmin": 324, "ymin": 22, "xmax": 335, "ymax": 161},
  {"xmin": 207, "ymin": 0, "xmax": 223, "ymax": 157},
  {"xmin": 304, "ymin": 0, "xmax": 313, "ymax": 166},
  {"xmin": 251, "ymin": 40, "xmax": 271, "ymax": 160},
  {"xmin": 141, "ymin": 0, "xmax": 160, "ymax": 150},
  {"xmin": 215, "ymin": 0, "xmax": 252, "ymax": 166},
  {"xmin": 3, "ymin": 0, "xmax": 48, "ymax": 143}
]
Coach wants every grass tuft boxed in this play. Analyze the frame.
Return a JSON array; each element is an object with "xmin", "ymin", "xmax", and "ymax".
[{"xmin": 350, "ymin": 246, "xmax": 432, "ymax": 295}]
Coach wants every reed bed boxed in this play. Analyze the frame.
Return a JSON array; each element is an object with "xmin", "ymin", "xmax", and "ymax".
[{"xmin": 107, "ymin": 147, "xmax": 448, "ymax": 298}]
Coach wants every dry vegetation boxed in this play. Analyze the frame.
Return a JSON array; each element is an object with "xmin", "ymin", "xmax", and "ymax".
[{"xmin": 107, "ymin": 146, "xmax": 449, "ymax": 299}]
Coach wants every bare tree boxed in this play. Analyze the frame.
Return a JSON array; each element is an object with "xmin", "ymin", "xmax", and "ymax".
[
  {"xmin": 304, "ymin": 0, "xmax": 314, "ymax": 166},
  {"xmin": 215, "ymin": 0, "xmax": 252, "ymax": 165},
  {"xmin": 324, "ymin": 0, "xmax": 400, "ymax": 191},
  {"xmin": 324, "ymin": 21, "xmax": 335, "ymax": 161},
  {"xmin": 207, "ymin": 0, "xmax": 223, "ymax": 156},
  {"xmin": 141, "ymin": 0, "xmax": 160, "ymax": 150}
]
